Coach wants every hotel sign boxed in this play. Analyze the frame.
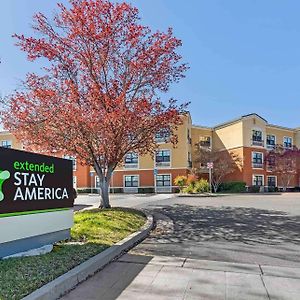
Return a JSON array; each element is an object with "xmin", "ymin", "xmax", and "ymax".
[{"xmin": 0, "ymin": 147, "xmax": 74, "ymax": 216}]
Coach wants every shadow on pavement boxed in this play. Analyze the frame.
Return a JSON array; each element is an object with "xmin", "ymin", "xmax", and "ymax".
[{"xmin": 149, "ymin": 205, "xmax": 300, "ymax": 245}]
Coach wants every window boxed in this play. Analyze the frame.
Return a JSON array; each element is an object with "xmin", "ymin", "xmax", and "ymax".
[
  {"xmin": 156, "ymin": 174, "xmax": 171, "ymax": 187},
  {"xmin": 63, "ymin": 155, "xmax": 77, "ymax": 171},
  {"xmin": 283, "ymin": 137, "xmax": 292, "ymax": 148},
  {"xmin": 1, "ymin": 140, "xmax": 12, "ymax": 148},
  {"xmin": 253, "ymin": 175, "xmax": 264, "ymax": 186},
  {"xmin": 266, "ymin": 135, "xmax": 276, "ymax": 149},
  {"xmin": 199, "ymin": 136, "xmax": 211, "ymax": 147},
  {"xmin": 266, "ymin": 155, "xmax": 276, "ymax": 171},
  {"xmin": 252, "ymin": 130, "xmax": 264, "ymax": 146},
  {"xmin": 155, "ymin": 150, "xmax": 171, "ymax": 167},
  {"xmin": 252, "ymin": 152, "xmax": 263, "ymax": 168},
  {"xmin": 124, "ymin": 175, "xmax": 139, "ymax": 187},
  {"xmin": 155, "ymin": 130, "xmax": 170, "ymax": 143},
  {"xmin": 124, "ymin": 152, "xmax": 138, "ymax": 168},
  {"xmin": 187, "ymin": 129, "xmax": 191, "ymax": 144},
  {"xmin": 267, "ymin": 176, "xmax": 276, "ymax": 187}
]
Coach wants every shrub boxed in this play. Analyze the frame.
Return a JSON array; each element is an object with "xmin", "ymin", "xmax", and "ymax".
[
  {"xmin": 138, "ymin": 187, "xmax": 155, "ymax": 193},
  {"xmin": 193, "ymin": 179, "xmax": 210, "ymax": 193},
  {"xmin": 219, "ymin": 181, "xmax": 246, "ymax": 193},
  {"xmin": 247, "ymin": 185, "xmax": 260, "ymax": 193},
  {"xmin": 183, "ymin": 184, "xmax": 194, "ymax": 194},
  {"xmin": 174, "ymin": 175, "xmax": 188, "ymax": 192},
  {"xmin": 186, "ymin": 174, "xmax": 198, "ymax": 187}
]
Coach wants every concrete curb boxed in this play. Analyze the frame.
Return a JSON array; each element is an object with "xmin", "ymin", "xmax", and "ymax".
[{"xmin": 22, "ymin": 213, "xmax": 154, "ymax": 300}]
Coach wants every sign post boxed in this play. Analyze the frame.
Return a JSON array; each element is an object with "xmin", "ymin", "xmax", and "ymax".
[
  {"xmin": 207, "ymin": 162, "xmax": 214, "ymax": 193},
  {"xmin": 153, "ymin": 168, "xmax": 158, "ymax": 193},
  {"xmin": 0, "ymin": 147, "xmax": 74, "ymax": 258}
]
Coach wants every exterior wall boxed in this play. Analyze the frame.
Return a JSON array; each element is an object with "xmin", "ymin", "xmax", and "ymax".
[
  {"xmin": 242, "ymin": 116, "xmax": 267, "ymax": 148},
  {"xmin": 111, "ymin": 168, "xmax": 189, "ymax": 190},
  {"xmin": 266, "ymin": 126, "xmax": 295, "ymax": 147},
  {"xmin": 191, "ymin": 126, "xmax": 212, "ymax": 165},
  {"xmin": 0, "ymin": 131, "xmax": 22, "ymax": 149},
  {"xmin": 213, "ymin": 121, "xmax": 243, "ymax": 150}
]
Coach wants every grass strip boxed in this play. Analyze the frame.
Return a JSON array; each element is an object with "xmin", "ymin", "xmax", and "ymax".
[{"xmin": 0, "ymin": 208, "xmax": 146, "ymax": 300}]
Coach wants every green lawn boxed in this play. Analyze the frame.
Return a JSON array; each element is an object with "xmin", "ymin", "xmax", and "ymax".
[{"xmin": 0, "ymin": 208, "xmax": 146, "ymax": 300}]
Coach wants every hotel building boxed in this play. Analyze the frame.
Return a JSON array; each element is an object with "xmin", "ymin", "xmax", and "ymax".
[{"xmin": 1, "ymin": 113, "xmax": 300, "ymax": 192}]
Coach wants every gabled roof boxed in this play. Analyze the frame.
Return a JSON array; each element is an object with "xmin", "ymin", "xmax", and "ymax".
[{"xmin": 212, "ymin": 113, "xmax": 267, "ymax": 130}]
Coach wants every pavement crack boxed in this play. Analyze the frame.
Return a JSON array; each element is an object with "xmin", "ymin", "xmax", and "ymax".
[{"xmin": 260, "ymin": 275, "xmax": 271, "ymax": 300}]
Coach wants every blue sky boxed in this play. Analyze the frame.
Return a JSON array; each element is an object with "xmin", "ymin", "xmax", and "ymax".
[{"xmin": 1, "ymin": 1, "xmax": 300, "ymax": 127}]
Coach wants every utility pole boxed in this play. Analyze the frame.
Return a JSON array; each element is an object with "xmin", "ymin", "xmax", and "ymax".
[{"xmin": 207, "ymin": 162, "xmax": 213, "ymax": 193}]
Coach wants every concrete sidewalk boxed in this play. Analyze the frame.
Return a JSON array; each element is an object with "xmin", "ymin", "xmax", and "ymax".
[{"xmin": 62, "ymin": 254, "xmax": 300, "ymax": 300}]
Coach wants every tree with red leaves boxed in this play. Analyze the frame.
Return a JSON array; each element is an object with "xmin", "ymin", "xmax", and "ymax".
[
  {"xmin": 266, "ymin": 145, "xmax": 300, "ymax": 191},
  {"xmin": 1, "ymin": 0, "xmax": 188, "ymax": 208}
]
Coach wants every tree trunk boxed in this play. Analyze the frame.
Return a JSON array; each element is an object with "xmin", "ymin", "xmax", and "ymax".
[
  {"xmin": 99, "ymin": 178, "xmax": 111, "ymax": 208},
  {"xmin": 93, "ymin": 161, "xmax": 113, "ymax": 209}
]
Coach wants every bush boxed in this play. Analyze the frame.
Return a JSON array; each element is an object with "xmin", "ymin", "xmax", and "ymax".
[
  {"xmin": 174, "ymin": 175, "xmax": 187, "ymax": 192},
  {"xmin": 193, "ymin": 179, "xmax": 210, "ymax": 193},
  {"xmin": 247, "ymin": 185, "xmax": 260, "ymax": 193},
  {"xmin": 183, "ymin": 184, "xmax": 194, "ymax": 194},
  {"xmin": 219, "ymin": 181, "xmax": 246, "ymax": 193},
  {"xmin": 138, "ymin": 187, "xmax": 155, "ymax": 193},
  {"xmin": 186, "ymin": 174, "xmax": 198, "ymax": 187}
]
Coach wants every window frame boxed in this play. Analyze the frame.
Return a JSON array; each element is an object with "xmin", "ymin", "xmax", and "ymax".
[
  {"xmin": 1, "ymin": 140, "xmax": 12, "ymax": 148},
  {"xmin": 283, "ymin": 136, "xmax": 293, "ymax": 149},
  {"xmin": 156, "ymin": 174, "xmax": 171, "ymax": 187},
  {"xmin": 155, "ymin": 130, "xmax": 171, "ymax": 143},
  {"xmin": 267, "ymin": 176, "xmax": 277, "ymax": 187},
  {"xmin": 252, "ymin": 174, "xmax": 264, "ymax": 186},
  {"xmin": 252, "ymin": 151, "xmax": 264, "ymax": 168},
  {"xmin": 266, "ymin": 134, "xmax": 276, "ymax": 148},
  {"xmin": 155, "ymin": 149, "xmax": 171, "ymax": 167},
  {"xmin": 124, "ymin": 175, "xmax": 139, "ymax": 188},
  {"xmin": 124, "ymin": 152, "xmax": 139, "ymax": 169}
]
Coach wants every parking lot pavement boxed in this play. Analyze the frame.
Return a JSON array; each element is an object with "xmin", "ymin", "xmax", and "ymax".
[
  {"xmin": 62, "ymin": 253, "xmax": 300, "ymax": 300},
  {"xmin": 68, "ymin": 193, "xmax": 300, "ymax": 299}
]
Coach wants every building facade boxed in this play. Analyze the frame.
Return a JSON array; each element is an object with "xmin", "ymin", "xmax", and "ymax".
[{"xmin": 1, "ymin": 113, "xmax": 300, "ymax": 192}]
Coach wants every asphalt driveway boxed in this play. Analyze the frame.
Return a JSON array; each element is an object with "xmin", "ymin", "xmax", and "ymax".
[
  {"xmin": 66, "ymin": 193, "xmax": 300, "ymax": 299},
  {"xmin": 132, "ymin": 193, "xmax": 300, "ymax": 268}
]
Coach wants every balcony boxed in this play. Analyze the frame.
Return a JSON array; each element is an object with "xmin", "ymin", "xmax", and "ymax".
[
  {"xmin": 199, "ymin": 141, "xmax": 211, "ymax": 148},
  {"xmin": 252, "ymin": 162, "xmax": 263, "ymax": 169},
  {"xmin": 251, "ymin": 139, "xmax": 264, "ymax": 147},
  {"xmin": 266, "ymin": 144, "xmax": 275, "ymax": 150}
]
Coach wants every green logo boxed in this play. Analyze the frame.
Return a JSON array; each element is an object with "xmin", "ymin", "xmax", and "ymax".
[{"xmin": 0, "ymin": 170, "xmax": 10, "ymax": 201}]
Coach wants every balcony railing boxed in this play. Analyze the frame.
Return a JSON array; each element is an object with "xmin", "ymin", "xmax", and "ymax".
[
  {"xmin": 266, "ymin": 144, "xmax": 275, "ymax": 150},
  {"xmin": 251, "ymin": 139, "xmax": 264, "ymax": 147},
  {"xmin": 199, "ymin": 141, "xmax": 211, "ymax": 148},
  {"xmin": 252, "ymin": 162, "xmax": 263, "ymax": 169}
]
